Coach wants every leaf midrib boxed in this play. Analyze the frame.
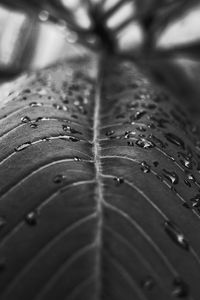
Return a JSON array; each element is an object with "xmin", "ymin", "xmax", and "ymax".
[{"xmin": 93, "ymin": 57, "xmax": 103, "ymax": 299}]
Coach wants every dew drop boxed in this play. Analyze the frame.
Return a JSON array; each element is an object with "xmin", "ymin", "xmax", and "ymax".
[
  {"xmin": 105, "ymin": 130, "xmax": 115, "ymax": 137},
  {"xmin": 140, "ymin": 161, "xmax": 151, "ymax": 173},
  {"xmin": 136, "ymin": 138, "xmax": 155, "ymax": 149},
  {"xmin": 147, "ymin": 122, "xmax": 156, "ymax": 129},
  {"xmin": 127, "ymin": 141, "xmax": 134, "ymax": 146},
  {"xmin": 184, "ymin": 179, "xmax": 191, "ymax": 188},
  {"xmin": 186, "ymin": 173, "xmax": 195, "ymax": 182},
  {"xmin": 21, "ymin": 116, "xmax": 31, "ymax": 123},
  {"xmin": 190, "ymin": 194, "xmax": 200, "ymax": 208},
  {"xmin": 164, "ymin": 220, "xmax": 189, "ymax": 250},
  {"xmin": 165, "ymin": 133, "xmax": 185, "ymax": 149},
  {"xmin": 53, "ymin": 103, "xmax": 67, "ymax": 111},
  {"xmin": 29, "ymin": 102, "xmax": 43, "ymax": 107},
  {"xmin": 36, "ymin": 117, "xmax": 43, "ymax": 122},
  {"xmin": 172, "ymin": 277, "xmax": 189, "ymax": 298},
  {"xmin": 141, "ymin": 276, "xmax": 155, "ymax": 291},
  {"xmin": 53, "ymin": 174, "xmax": 65, "ymax": 184},
  {"xmin": 178, "ymin": 152, "xmax": 192, "ymax": 169},
  {"xmin": 38, "ymin": 10, "xmax": 49, "ymax": 22},
  {"xmin": 153, "ymin": 161, "xmax": 159, "ymax": 167},
  {"xmin": 114, "ymin": 177, "xmax": 124, "ymax": 186},
  {"xmin": 74, "ymin": 157, "xmax": 81, "ymax": 162},
  {"xmin": 182, "ymin": 202, "xmax": 190, "ymax": 209},
  {"xmin": 162, "ymin": 169, "xmax": 179, "ymax": 184},
  {"xmin": 127, "ymin": 102, "xmax": 139, "ymax": 110},
  {"xmin": 37, "ymin": 88, "xmax": 47, "ymax": 96},
  {"xmin": 130, "ymin": 110, "xmax": 146, "ymax": 122},
  {"xmin": 62, "ymin": 125, "xmax": 82, "ymax": 135},
  {"xmin": 30, "ymin": 122, "xmax": 38, "ymax": 129},
  {"xmin": 25, "ymin": 210, "xmax": 38, "ymax": 226},
  {"xmin": 148, "ymin": 134, "xmax": 165, "ymax": 148},
  {"xmin": 66, "ymin": 30, "xmax": 78, "ymax": 44},
  {"xmin": 69, "ymin": 136, "xmax": 80, "ymax": 142},
  {"xmin": 15, "ymin": 142, "xmax": 31, "ymax": 152},
  {"xmin": 136, "ymin": 126, "xmax": 146, "ymax": 132}
]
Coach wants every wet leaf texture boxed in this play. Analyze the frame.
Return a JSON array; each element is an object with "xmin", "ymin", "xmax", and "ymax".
[{"xmin": 0, "ymin": 55, "xmax": 200, "ymax": 299}]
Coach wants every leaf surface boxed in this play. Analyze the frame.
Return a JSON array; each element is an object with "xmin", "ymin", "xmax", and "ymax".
[{"xmin": 0, "ymin": 55, "xmax": 200, "ymax": 300}]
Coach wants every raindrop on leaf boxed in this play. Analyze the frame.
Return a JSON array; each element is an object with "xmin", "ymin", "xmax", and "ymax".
[
  {"xmin": 21, "ymin": 116, "xmax": 31, "ymax": 123},
  {"xmin": 164, "ymin": 220, "xmax": 189, "ymax": 250},
  {"xmin": 165, "ymin": 133, "xmax": 185, "ymax": 149},
  {"xmin": 162, "ymin": 169, "xmax": 179, "ymax": 184},
  {"xmin": 25, "ymin": 210, "xmax": 38, "ymax": 226},
  {"xmin": 140, "ymin": 161, "xmax": 151, "ymax": 173},
  {"xmin": 172, "ymin": 277, "xmax": 189, "ymax": 298},
  {"xmin": 15, "ymin": 142, "xmax": 31, "ymax": 152},
  {"xmin": 114, "ymin": 177, "xmax": 124, "ymax": 186},
  {"xmin": 141, "ymin": 276, "xmax": 155, "ymax": 291},
  {"xmin": 136, "ymin": 138, "xmax": 155, "ymax": 149},
  {"xmin": 53, "ymin": 174, "xmax": 66, "ymax": 184}
]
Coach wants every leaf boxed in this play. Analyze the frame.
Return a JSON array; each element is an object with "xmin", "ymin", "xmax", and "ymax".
[{"xmin": 0, "ymin": 54, "xmax": 200, "ymax": 300}]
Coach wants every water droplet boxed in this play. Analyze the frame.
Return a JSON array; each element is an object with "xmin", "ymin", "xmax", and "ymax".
[
  {"xmin": 30, "ymin": 122, "xmax": 38, "ymax": 129},
  {"xmin": 147, "ymin": 122, "xmax": 156, "ymax": 129},
  {"xmin": 124, "ymin": 131, "xmax": 136, "ymax": 139},
  {"xmin": 37, "ymin": 89, "xmax": 47, "ymax": 96},
  {"xmin": 62, "ymin": 125, "xmax": 81, "ymax": 134},
  {"xmin": 21, "ymin": 116, "xmax": 31, "ymax": 123},
  {"xmin": 141, "ymin": 276, "xmax": 155, "ymax": 290},
  {"xmin": 148, "ymin": 134, "xmax": 166, "ymax": 148},
  {"xmin": 38, "ymin": 10, "xmax": 49, "ymax": 22},
  {"xmin": 69, "ymin": 136, "xmax": 80, "ymax": 142},
  {"xmin": 15, "ymin": 142, "xmax": 31, "ymax": 152},
  {"xmin": 127, "ymin": 102, "xmax": 139, "ymax": 110},
  {"xmin": 66, "ymin": 30, "xmax": 78, "ymax": 44},
  {"xmin": 74, "ymin": 157, "xmax": 81, "ymax": 161},
  {"xmin": 53, "ymin": 174, "xmax": 65, "ymax": 184},
  {"xmin": 186, "ymin": 173, "xmax": 195, "ymax": 182},
  {"xmin": 162, "ymin": 169, "xmax": 179, "ymax": 184},
  {"xmin": 178, "ymin": 152, "xmax": 192, "ymax": 169},
  {"xmin": 29, "ymin": 102, "xmax": 43, "ymax": 107},
  {"xmin": 164, "ymin": 220, "xmax": 189, "ymax": 250},
  {"xmin": 182, "ymin": 202, "xmax": 190, "ymax": 209},
  {"xmin": 130, "ymin": 110, "xmax": 146, "ymax": 122},
  {"xmin": 184, "ymin": 179, "xmax": 191, "ymax": 187},
  {"xmin": 127, "ymin": 141, "xmax": 134, "ymax": 146},
  {"xmin": 136, "ymin": 138, "xmax": 155, "ymax": 149},
  {"xmin": 165, "ymin": 133, "xmax": 185, "ymax": 149},
  {"xmin": 25, "ymin": 210, "xmax": 38, "ymax": 226},
  {"xmin": 172, "ymin": 277, "xmax": 189, "ymax": 298},
  {"xmin": 140, "ymin": 161, "xmax": 151, "ymax": 173},
  {"xmin": 136, "ymin": 126, "xmax": 146, "ymax": 132},
  {"xmin": 53, "ymin": 103, "xmax": 67, "ymax": 111},
  {"xmin": 114, "ymin": 177, "xmax": 124, "ymax": 186},
  {"xmin": 190, "ymin": 194, "xmax": 200, "ymax": 208},
  {"xmin": 105, "ymin": 130, "xmax": 115, "ymax": 137}
]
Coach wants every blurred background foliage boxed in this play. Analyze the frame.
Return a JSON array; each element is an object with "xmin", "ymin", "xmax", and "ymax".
[{"xmin": 0, "ymin": 0, "xmax": 200, "ymax": 115}]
